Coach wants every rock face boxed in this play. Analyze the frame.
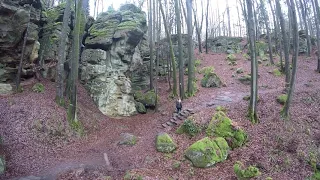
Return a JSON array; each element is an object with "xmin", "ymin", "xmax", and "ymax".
[
  {"xmin": 206, "ymin": 36, "xmax": 243, "ymax": 54},
  {"xmin": 80, "ymin": 4, "xmax": 148, "ymax": 117},
  {"xmin": 0, "ymin": 0, "xmax": 42, "ymax": 82},
  {"xmin": 185, "ymin": 137, "xmax": 229, "ymax": 168}
]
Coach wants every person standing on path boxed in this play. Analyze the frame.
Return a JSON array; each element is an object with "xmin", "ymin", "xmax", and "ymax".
[{"xmin": 176, "ymin": 97, "xmax": 182, "ymax": 113}]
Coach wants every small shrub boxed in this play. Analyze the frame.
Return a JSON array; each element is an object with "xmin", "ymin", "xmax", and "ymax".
[
  {"xmin": 199, "ymin": 66, "xmax": 215, "ymax": 75},
  {"xmin": 234, "ymin": 161, "xmax": 261, "ymax": 180},
  {"xmin": 32, "ymin": 83, "xmax": 45, "ymax": 93},
  {"xmin": 226, "ymin": 54, "xmax": 236, "ymax": 61},
  {"xmin": 195, "ymin": 59, "xmax": 201, "ymax": 67},
  {"xmin": 172, "ymin": 160, "xmax": 181, "ymax": 169},
  {"xmin": 243, "ymin": 53, "xmax": 250, "ymax": 60}
]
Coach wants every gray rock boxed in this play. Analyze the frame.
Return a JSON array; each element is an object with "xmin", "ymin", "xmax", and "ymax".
[
  {"xmin": 236, "ymin": 68, "xmax": 244, "ymax": 74},
  {"xmin": 119, "ymin": 133, "xmax": 137, "ymax": 146},
  {"xmin": 0, "ymin": 83, "xmax": 12, "ymax": 95}
]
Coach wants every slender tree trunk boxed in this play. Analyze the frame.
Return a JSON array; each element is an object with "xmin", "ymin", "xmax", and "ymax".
[
  {"xmin": 68, "ymin": 0, "xmax": 82, "ymax": 123},
  {"xmin": 276, "ymin": 0, "xmax": 291, "ymax": 89},
  {"xmin": 155, "ymin": 0, "xmax": 160, "ymax": 111},
  {"xmin": 261, "ymin": 0, "xmax": 274, "ymax": 64},
  {"xmin": 56, "ymin": 0, "xmax": 72, "ymax": 106},
  {"xmin": 174, "ymin": 0, "xmax": 184, "ymax": 99},
  {"xmin": 187, "ymin": 0, "xmax": 195, "ymax": 96},
  {"xmin": 149, "ymin": 0, "xmax": 154, "ymax": 90},
  {"xmin": 159, "ymin": 0, "xmax": 178, "ymax": 96},
  {"xmin": 227, "ymin": 0, "xmax": 232, "ymax": 36},
  {"xmin": 246, "ymin": 0, "xmax": 258, "ymax": 123},
  {"xmin": 205, "ymin": 0, "xmax": 209, "ymax": 54},
  {"xmin": 313, "ymin": 0, "xmax": 320, "ymax": 72},
  {"xmin": 300, "ymin": 0, "xmax": 311, "ymax": 57},
  {"xmin": 283, "ymin": 0, "xmax": 299, "ymax": 118},
  {"xmin": 295, "ymin": 0, "xmax": 303, "ymax": 30},
  {"xmin": 16, "ymin": 8, "xmax": 31, "ymax": 92}
]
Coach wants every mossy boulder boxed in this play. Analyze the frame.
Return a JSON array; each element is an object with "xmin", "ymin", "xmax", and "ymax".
[
  {"xmin": 156, "ymin": 133, "xmax": 177, "ymax": 153},
  {"xmin": 206, "ymin": 111, "xmax": 247, "ymax": 149},
  {"xmin": 134, "ymin": 90, "xmax": 158, "ymax": 108},
  {"xmin": 135, "ymin": 102, "xmax": 146, "ymax": 114},
  {"xmin": 234, "ymin": 161, "xmax": 261, "ymax": 180},
  {"xmin": 32, "ymin": 83, "xmax": 45, "ymax": 93},
  {"xmin": 201, "ymin": 72, "xmax": 223, "ymax": 88},
  {"xmin": 238, "ymin": 75, "xmax": 251, "ymax": 85},
  {"xmin": 277, "ymin": 94, "xmax": 287, "ymax": 105},
  {"xmin": 176, "ymin": 117, "xmax": 200, "ymax": 137},
  {"xmin": 273, "ymin": 69, "xmax": 282, "ymax": 77},
  {"xmin": 185, "ymin": 137, "xmax": 229, "ymax": 168},
  {"xmin": 236, "ymin": 68, "xmax": 244, "ymax": 74}
]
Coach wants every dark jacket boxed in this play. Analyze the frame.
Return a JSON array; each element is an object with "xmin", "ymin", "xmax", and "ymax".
[{"xmin": 176, "ymin": 100, "xmax": 182, "ymax": 109}]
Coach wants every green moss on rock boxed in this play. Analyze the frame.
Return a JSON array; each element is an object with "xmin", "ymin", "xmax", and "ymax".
[
  {"xmin": 273, "ymin": 69, "xmax": 282, "ymax": 77},
  {"xmin": 238, "ymin": 75, "xmax": 251, "ymax": 85},
  {"xmin": 134, "ymin": 90, "xmax": 158, "ymax": 108},
  {"xmin": 234, "ymin": 161, "xmax": 261, "ymax": 180},
  {"xmin": 156, "ymin": 132, "xmax": 177, "ymax": 153},
  {"xmin": 176, "ymin": 117, "xmax": 200, "ymax": 137},
  {"xmin": 216, "ymin": 105, "xmax": 226, "ymax": 112},
  {"xmin": 201, "ymin": 72, "xmax": 223, "ymax": 88},
  {"xmin": 32, "ymin": 83, "xmax": 45, "ymax": 93},
  {"xmin": 206, "ymin": 111, "xmax": 247, "ymax": 149},
  {"xmin": 185, "ymin": 137, "xmax": 229, "ymax": 168},
  {"xmin": 135, "ymin": 102, "xmax": 146, "ymax": 114},
  {"xmin": 277, "ymin": 94, "xmax": 287, "ymax": 105}
]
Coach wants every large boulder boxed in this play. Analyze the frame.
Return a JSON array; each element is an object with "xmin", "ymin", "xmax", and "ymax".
[
  {"xmin": 0, "ymin": 83, "xmax": 13, "ymax": 95},
  {"xmin": 156, "ymin": 132, "xmax": 177, "ymax": 153},
  {"xmin": 185, "ymin": 137, "xmax": 229, "ymax": 168},
  {"xmin": 0, "ymin": 0, "xmax": 42, "ymax": 82},
  {"xmin": 201, "ymin": 72, "xmax": 223, "ymax": 88},
  {"xmin": 206, "ymin": 111, "xmax": 247, "ymax": 149},
  {"xmin": 80, "ymin": 4, "xmax": 148, "ymax": 117}
]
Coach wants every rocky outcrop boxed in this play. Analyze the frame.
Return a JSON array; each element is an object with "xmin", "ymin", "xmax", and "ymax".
[
  {"xmin": 206, "ymin": 36, "xmax": 243, "ymax": 54},
  {"xmin": 80, "ymin": 4, "xmax": 148, "ymax": 117},
  {"xmin": 0, "ymin": 0, "xmax": 42, "ymax": 82}
]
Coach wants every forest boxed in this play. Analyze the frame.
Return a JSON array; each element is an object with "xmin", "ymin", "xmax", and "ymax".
[{"xmin": 0, "ymin": 0, "xmax": 320, "ymax": 179}]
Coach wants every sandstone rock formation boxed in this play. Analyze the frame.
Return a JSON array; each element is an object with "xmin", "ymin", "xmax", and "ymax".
[
  {"xmin": 80, "ymin": 4, "xmax": 149, "ymax": 117},
  {"xmin": 0, "ymin": 0, "xmax": 42, "ymax": 82}
]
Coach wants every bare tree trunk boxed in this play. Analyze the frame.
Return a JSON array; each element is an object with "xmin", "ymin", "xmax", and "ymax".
[
  {"xmin": 227, "ymin": 0, "xmax": 232, "ymax": 36},
  {"xmin": 155, "ymin": 0, "xmax": 160, "ymax": 111},
  {"xmin": 149, "ymin": 0, "xmax": 154, "ymax": 90},
  {"xmin": 56, "ymin": 0, "xmax": 72, "ymax": 106},
  {"xmin": 16, "ymin": 8, "xmax": 31, "ymax": 92},
  {"xmin": 187, "ymin": 0, "xmax": 195, "ymax": 96},
  {"xmin": 205, "ymin": 0, "xmax": 209, "ymax": 54},
  {"xmin": 276, "ymin": 0, "xmax": 291, "ymax": 89},
  {"xmin": 246, "ymin": 0, "xmax": 259, "ymax": 123},
  {"xmin": 313, "ymin": 0, "xmax": 320, "ymax": 72},
  {"xmin": 261, "ymin": 0, "xmax": 274, "ymax": 64},
  {"xmin": 299, "ymin": 0, "xmax": 311, "ymax": 57},
  {"xmin": 68, "ymin": 0, "xmax": 82, "ymax": 123},
  {"xmin": 283, "ymin": 0, "xmax": 299, "ymax": 118},
  {"xmin": 159, "ymin": 0, "xmax": 178, "ymax": 96},
  {"xmin": 174, "ymin": 0, "xmax": 184, "ymax": 99}
]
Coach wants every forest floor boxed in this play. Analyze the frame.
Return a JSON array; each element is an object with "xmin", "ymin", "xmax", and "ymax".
[{"xmin": 0, "ymin": 49, "xmax": 320, "ymax": 180}]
